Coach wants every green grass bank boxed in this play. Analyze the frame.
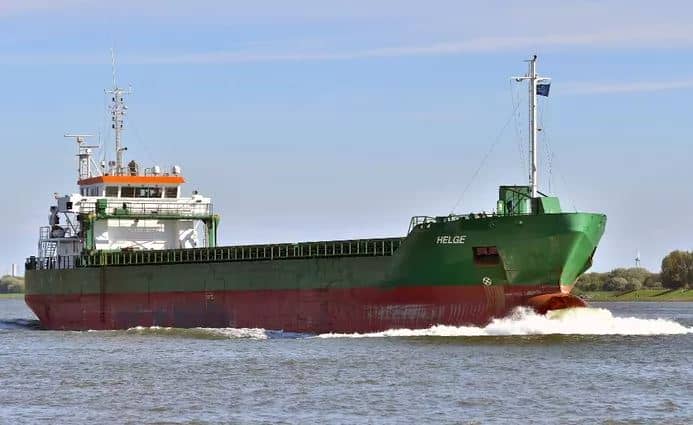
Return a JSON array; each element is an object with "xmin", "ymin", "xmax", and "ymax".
[
  {"xmin": 577, "ymin": 289, "xmax": 693, "ymax": 302},
  {"xmin": 0, "ymin": 275, "xmax": 25, "ymax": 294}
]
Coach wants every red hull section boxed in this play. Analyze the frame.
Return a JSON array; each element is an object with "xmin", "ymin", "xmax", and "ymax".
[
  {"xmin": 527, "ymin": 292, "xmax": 587, "ymax": 314},
  {"xmin": 25, "ymin": 284, "xmax": 572, "ymax": 333}
]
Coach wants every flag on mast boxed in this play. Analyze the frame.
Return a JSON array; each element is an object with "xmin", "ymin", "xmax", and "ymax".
[{"xmin": 536, "ymin": 79, "xmax": 551, "ymax": 97}]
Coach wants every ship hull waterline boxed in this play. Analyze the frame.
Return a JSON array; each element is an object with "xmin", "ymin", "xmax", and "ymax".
[{"xmin": 25, "ymin": 284, "xmax": 585, "ymax": 333}]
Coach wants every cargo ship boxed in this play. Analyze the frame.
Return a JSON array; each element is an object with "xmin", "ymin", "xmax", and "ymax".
[{"xmin": 25, "ymin": 55, "xmax": 606, "ymax": 332}]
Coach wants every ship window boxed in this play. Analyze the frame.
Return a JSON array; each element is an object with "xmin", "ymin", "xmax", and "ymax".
[
  {"xmin": 105, "ymin": 186, "xmax": 119, "ymax": 197},
  {"xmin": 132, "ymin": 187, "xmax": 163, "ymax": 198},
  {"xmin": 121, "ymin": 187, "xmax": 135, "ymax": 197},
  {"xmin": 164, "ymin": 187, "xmax": 178, "ymax": 198},
  {"xmin": 473, "ymin": 246, "xmax": 500, "ymax": 266}
]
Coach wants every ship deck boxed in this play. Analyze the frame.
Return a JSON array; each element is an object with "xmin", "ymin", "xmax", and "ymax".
[{"xmin": 26, "ymin": 237, "xmax": 405, "ymax": 270}]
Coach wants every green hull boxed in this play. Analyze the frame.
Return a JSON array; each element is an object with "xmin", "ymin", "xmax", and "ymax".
[
  {"xmin": 395, "ymin": 212, "xmax": 605, "ymax": 289},
  {"xmin": 25, "ymin": 210, "xmax": 606, "ymax": 332}
]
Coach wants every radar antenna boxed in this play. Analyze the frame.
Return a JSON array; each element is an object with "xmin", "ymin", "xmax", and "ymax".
[{"xmin": 65, "ymin": 134, "xmax": 100, "ymax": 180}]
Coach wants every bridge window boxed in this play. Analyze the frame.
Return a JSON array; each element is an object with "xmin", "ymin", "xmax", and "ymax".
[
  {"xmin": 147, "ymin": 187, "xmax": 162, "ymax": 198},
  {"xmin": 473, "ymin": 246, "xmax": 500, "ymax": 266},
  {"xmin": 105, "ymin": 186, "xmax": 119, "ymax": 197},
  {"xmin": 164, "ymin": 187, "xmax": 178, "ymax": 198},
  {"xmin": 121, "ymin": 187, "xmax": 163, "ymax": 198}
]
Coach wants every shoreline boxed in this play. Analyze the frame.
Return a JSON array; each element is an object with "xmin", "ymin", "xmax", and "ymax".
[{"xmin": 577, "ymin": 289, "xmax": 692, "ymax": 302}]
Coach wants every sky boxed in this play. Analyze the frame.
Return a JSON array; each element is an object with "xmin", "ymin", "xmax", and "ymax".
[{"xmin": 1, "ymin": 0, "xmax": 692, "ymax": 274}]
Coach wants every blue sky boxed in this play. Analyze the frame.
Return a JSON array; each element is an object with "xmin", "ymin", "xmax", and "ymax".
[{"xmin": 1, "ymin": 1, "xmax": 692, "ymax": 273}]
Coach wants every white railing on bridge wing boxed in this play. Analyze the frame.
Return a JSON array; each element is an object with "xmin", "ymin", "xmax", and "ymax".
[
  {"xmin": 79, "ymin": 201, "xmax": 213, "ymax": 217},
  {"xmin": 39, "ymin": 225, "xmax": 80, "ymax": 240}
]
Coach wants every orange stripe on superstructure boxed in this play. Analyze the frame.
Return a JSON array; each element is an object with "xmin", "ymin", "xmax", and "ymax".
[{"xmin": 77, "ymin": 175, "xmax": 186, "ymax": 185}]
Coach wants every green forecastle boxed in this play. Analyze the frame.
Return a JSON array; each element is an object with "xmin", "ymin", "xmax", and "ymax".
[{"xmin": 25, "ymin": 185, "xmax": 606, "ymax": 332}]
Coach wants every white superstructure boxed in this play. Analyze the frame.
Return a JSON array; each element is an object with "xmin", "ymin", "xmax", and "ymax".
[{"xmin": 37, "ymin": 62, "xmax": 218, "ymax": 262}]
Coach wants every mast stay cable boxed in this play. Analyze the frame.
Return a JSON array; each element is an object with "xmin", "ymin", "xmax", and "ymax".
[
  {"xmin": 510, "ymin": 79, "xmax": 527, "ymax": 177},
  {"xmin": 450, "ymin": 102, "xmax": 520, "ymax": 213}
]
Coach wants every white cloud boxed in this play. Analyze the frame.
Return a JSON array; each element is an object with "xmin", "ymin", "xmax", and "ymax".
[
  {"xmin": 3, "ymin": 2, "xmax": 693, "ymax": 68},
  {"xmin": 124, "ymin": 27, "xmax": 693, "ymax": 65},
  {"xmin": 3, "ymin": 26, "xmax": 693, "ymax": 66}
]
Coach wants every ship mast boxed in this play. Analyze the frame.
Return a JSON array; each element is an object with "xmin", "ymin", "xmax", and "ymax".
[
  {"xmin": 513, "ymin": 55, "xmax": 549, "ymax": 198},
  {"xmin": 104, "ymin": 49, "xmax": 132, "ymax": 175}
]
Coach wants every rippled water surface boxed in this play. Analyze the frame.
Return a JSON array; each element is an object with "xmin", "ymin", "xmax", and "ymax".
[{"xmin": 1, "ymin": 298, "xmax": 691, "ymax": 424}]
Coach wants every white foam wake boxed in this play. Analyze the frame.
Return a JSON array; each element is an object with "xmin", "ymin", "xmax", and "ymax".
[
  {"xmin": 94, "ymin": 307, "xmax": 690, "ymax": 339},
  {"xmin": 317, "ymin": 307, "xmax": 692, "ymax": 338},
  {"xmin": 121, "ymin": 326, "xmax": 271, "ymax": 339}
]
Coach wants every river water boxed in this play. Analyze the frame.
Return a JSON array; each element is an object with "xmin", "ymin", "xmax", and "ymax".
[{"xmin": 1, "ymin": 298, "xmax": 691, "ymax": 424}]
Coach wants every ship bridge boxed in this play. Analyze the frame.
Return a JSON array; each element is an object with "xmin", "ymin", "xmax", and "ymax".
[
  {"xmin": 77, "ymin": 173, "xmax": 185, "ymax": 198},
  {"xmin": 44, "ymin": 166, "xmax": 217, "ymax": 260},
  {"xmin": 37, "ymin": 70, "xmax": 218, "ymax": 262}
]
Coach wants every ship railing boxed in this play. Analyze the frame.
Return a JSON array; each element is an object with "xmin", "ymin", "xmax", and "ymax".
[
  {"xmin": 25, "ymin": 255, "xmax": 78, "ymax": 271},
  {"xmin": 408, "ymin": 215, "xmax": 468, "ymax": 233},
  {"xmin": 408, "ymin": 216, "xmax": 437, "ymax": 233},
  {"xmin": 80, "ymin": 201, "xmax": 213, "ymax": 217},
  {"xmin": 38, "ymin": 240, "xmax": 57, "ymax": 258},
  {"xmin": 408, "ymin": 211, "xmax": 527, "ymax": 233},
  {"xmin": 82, "ymin": 238, "xmax": 405, "ymax": 267},
  {"xmin": 26, "ymin": 237, "xmax": 405, "ymax": 270},
  {"xmin": 39, "ymin": 225, "xmax": 80, "ymax": 240}
]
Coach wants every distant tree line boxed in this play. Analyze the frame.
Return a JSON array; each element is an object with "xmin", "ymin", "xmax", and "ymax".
[
  {"xmin": 660, "ymin": 250, "xmax": 693, "ymax": 289},
  {"xmin": 577, "ymin": 267, "xmax": 658, "ymax": 291},
  {"xmin": 577, "ymin": 250, "xmax": 692, "ymax": 291},
  {"xmin": 0, "ymin": 275, "xmax": 24, "ymax": 293}
]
